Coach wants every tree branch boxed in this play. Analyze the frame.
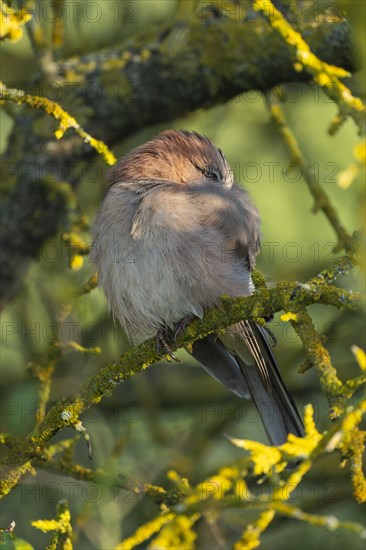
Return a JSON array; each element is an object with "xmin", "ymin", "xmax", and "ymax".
[
  {"xmin": 0, "ymin": 1, "xmax": 353, "ymax": 307},
  {"xmin": 0, "ymin": 265, "xmax": 363, "ymax": 497},
  {"xmin": 266, "ymin": 91, "xmax": 354, "ymax": 251}
]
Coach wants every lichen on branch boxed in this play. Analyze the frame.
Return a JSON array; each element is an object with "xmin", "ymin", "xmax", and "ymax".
[
  {"xmin": 255, "ymin": 0, "xmax": 366, "ymax": 134},
  {"xmin": 0, "ymin": 81, "xmax": 116, "ymax": 166},
  {"xmin": 0, "ymin": 256, "xmax": 363, "ymax": 498}
]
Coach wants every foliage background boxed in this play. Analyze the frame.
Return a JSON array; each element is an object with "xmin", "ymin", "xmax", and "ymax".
[{"xmin": 0, "ymin": 1, "xmax": 365, "ymax": 548}]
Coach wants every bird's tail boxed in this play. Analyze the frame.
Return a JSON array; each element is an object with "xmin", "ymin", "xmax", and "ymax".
[{"xmin": 191, "ymin": 321, "xmax": 304, "ymax": 446}]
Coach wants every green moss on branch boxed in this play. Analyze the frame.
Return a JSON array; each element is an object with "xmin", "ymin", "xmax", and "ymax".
[{"xmin": 0, "ymin": 267, "xmax": 363, "ymax": 497}]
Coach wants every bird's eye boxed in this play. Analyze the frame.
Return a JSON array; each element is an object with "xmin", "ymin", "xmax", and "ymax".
[{"xmin": 205, "ymin": 166, "xmax": 221, "ymax": 181}]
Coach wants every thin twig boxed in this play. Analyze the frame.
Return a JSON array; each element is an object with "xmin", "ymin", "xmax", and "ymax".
[{"xmin": 266, "ymin": 92, "xmax": 354, "ymax": 252}]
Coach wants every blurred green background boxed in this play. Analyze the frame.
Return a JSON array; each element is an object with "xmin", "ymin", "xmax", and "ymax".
[{"xmin": 0, "ymin": 1, "xmax": 365, "ymax": 548}]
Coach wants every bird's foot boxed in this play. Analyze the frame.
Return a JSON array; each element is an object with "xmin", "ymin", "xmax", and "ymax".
[
  {"xmin": 174, "ymin": 314, "xmax": 196, "ymax": 343},
  {"xmin": 156, "ymin": 325, "xmax": 180, "ymax": 362}
]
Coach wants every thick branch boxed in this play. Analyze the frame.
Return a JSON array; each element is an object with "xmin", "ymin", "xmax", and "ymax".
[
  {"xmin": 0, "ymin": 2, "xmax": 353, "ymax": 306},
  {"xmin": 0, "ymin": 277, "xmax": 362, "ymax": 497}
]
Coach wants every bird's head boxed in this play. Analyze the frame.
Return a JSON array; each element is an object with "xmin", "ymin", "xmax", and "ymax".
[{"xmin": 108, "ymin": 130, "xmax": 234, "ymax": 188}]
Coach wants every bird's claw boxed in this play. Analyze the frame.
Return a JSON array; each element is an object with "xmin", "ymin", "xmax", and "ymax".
[
  {"xmin": 290, "ymin": 283, "xmax": 306, "ymax": 301},
  {"xmin": 156, "ymin": 326, "xmax": 180, "ymax": 362},
  {"xmin": 174, "ymin": 314, "xmax": 196, "ymax": 343}
]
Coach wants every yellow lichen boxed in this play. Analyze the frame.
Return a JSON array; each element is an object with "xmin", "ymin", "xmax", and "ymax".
[
  {"xmin": 32, "ymin": 500, "xmax": 73, "ymax": 548},
  {"xmin": 337, "ymin": 164, "xmax": 360, "ymax": 189},
  {"xmin": 0, "ymin": 81, "xmax": 117, "ymax": 166},
  {"xmin": 115, "ymin": 513, "xmax": 175, "ymax": 550},
  {"xmin": 70, "ymin": 255, "xmax": 84, "ymax": 271},
  {"xmin": 280, "ymin": 312, "xmax": 298, "ymax": 322},
  {"xmin": 354, "ymin": 142, "xmax": 366, "ymax": 165},
  {"xmin": 229, "ymin": 437, "xmax": 283, "ymax": 475},
  {"xmin": 148, "ymin": 514, "xmax": 200, "ymax": 550},
  {"xmin": 351, "ymin": 346, "xmax": 366, "ymax": 371},
  {"xmin": 32, "ymin": 519, "xmax": 61, "ymax": 533},
  {"xmin": 167, "ymin": 470, "xmax": 190, "ymax": 491},
  {"xmin": 0, "ymin": 0, "xmax": 31, "ymax": 42},
  {"xmin": 234, "ymin": 510, "xmax": 276, "ymax": 550},
  {"xmin": 254, "ymin": 0, "xmax": 366, "ymax": 132}
]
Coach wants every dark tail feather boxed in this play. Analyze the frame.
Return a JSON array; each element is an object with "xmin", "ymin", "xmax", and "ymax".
[
  {"xmin": 191, "ymin": 322, "xmax": 304, "ymax": 447},
  {"xmin": 192, "ymin": 334, "xmax": 250, "ymax": 399},
  {"xmin": 240, "ymin": 322, "xmax": 304, "ymax": 446}
]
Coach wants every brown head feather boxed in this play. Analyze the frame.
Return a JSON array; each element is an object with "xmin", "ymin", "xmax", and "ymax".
[{"xmin": 108, "ymin": 130, "xmax": 233, "ymax": 188}]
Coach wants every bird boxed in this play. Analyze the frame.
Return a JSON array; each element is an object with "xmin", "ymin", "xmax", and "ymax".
[{"xmin": 92, "ymin": 129, "xmax": 304, "ymax": 446}]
